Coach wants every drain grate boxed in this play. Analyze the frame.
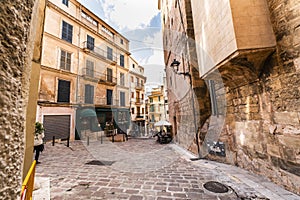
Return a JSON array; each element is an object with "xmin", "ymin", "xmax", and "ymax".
[
  {"xmin": 85, "ymin": 160, "xmax": 115, "ymax": 166},
  {"xmin": 203, "ymin": 181, "xmax": 229, "ymax": 193}
]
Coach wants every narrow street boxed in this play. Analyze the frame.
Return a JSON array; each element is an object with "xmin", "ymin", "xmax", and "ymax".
[{"xmin": 34, "ymin": 138, "xmax": 300, "ymax": 200}]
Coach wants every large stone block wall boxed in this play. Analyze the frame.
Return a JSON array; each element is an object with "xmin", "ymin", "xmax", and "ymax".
[
  {"xmin": 0, "ymin": 0, "xmax": 38, "ymax": 199},
  {"xmin": 205, "ymin": 0, "xmax": 300, "ymax": 194}
]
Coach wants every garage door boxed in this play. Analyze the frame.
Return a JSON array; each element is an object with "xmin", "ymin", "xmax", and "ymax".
[{"xmin": 43, "ymin": 115, "xmax": 70, "ymax": 142}]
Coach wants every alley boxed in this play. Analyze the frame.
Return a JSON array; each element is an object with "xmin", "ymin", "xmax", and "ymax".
[{"xmin": 34, "ymin": 138, "xmax": 300, "ymax": 200}]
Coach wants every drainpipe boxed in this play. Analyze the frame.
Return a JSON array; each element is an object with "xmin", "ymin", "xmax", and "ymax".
[
  {"xmin": 75, "ymin": 5, "xmax": 82, "ymax": 138},
  {"xmin": 76, "ymin": 5, "xmax": 82, "ymax": 104}
]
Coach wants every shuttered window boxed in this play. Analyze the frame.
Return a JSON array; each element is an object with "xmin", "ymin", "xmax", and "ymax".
[
  {"xmin": 208, "ymin": 80, "xmax": 218, "ymax": 116},
  {"xmin": 85, "ymin": 84, "xmax": 94, "ymax": 104},
  {"xmin": 62, "ymin": 0, "xmax": 68, "ymax": 6},
  {"xmin": 107, "ymin": 89, "xmax": 113, "ymax": 105},
  {"xmin": 120, "ymin": 73, "xmax": 125, "ymax": 86},
  {"xmin": 57, "ymin": 80, "xmax": 70, "ymax": 103},
  {"xmin": 86, "ymin": 60, "xmax": 94, "ymax": 77},
  {"xmin": 107, "ymin": 46, "xmax": 113, "ymax": 60},
  {"xmin": 87, "ymin": 35, "xmax": 94, "ymax": 50},
  {"xmin": 62, "ymin": 21, "xmax": 73, "ymax": 43},
  {"xmin": 120, "ymin": 92, "xmax": 125, "ymax": 106},
  {"xmin": 60, "ymin": 50, "xmax": 71, "ymax": 71},
  {"xmin": 107, "ymin": 68, "xmax": 113, "ymax": 82},
  {"xmin": 120, "ymin": 54, "xmax": 124, "ymax": 67}
]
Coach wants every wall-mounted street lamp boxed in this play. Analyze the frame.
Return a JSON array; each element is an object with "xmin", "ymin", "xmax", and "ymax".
[{"xmin": 170, "ymin": 59, "xmax": 191, "ymax": 78}]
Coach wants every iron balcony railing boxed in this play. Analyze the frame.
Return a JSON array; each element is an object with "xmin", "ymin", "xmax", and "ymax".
[
  {"xmin": 82, "ymin": 68, "xmax": 117, "ymax": 85},
  {"xmin": 135, "ymin": 98, "xmax": 143, "ymax": 104},
  {"xmin": 79, "ymin": 96, "xmax": 119, "ymax": 106},
  {"xmin": 136, "ymin": 114, "xmax": 144, "ymax": 119},
  {"xmin": 82, "ymin": 41, "xmax": 117, "ymax": 62},
  {"xmin": 135, "ymin": 82, "xmax": 143, "ymax": 89},
  {"xmin": 94, "ymin": 97, "xmax": 119, "ymax": 106}
]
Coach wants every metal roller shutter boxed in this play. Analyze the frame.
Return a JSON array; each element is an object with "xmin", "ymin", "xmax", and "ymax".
[{"xmin": 43, "ymin": 115, "xmax": 71, "ymax": 142}]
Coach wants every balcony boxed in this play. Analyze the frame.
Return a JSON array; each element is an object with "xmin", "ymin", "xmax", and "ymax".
[
  {"xmin": 136, "ymin": 114, "xmax": 144, "ymax": 120},
  {"xmin": 94, "ymin": 97, "xmax": 119, "ymax": 106},
  {"xmin": 82, "ymin": 41, "xmax": 117, "ymax": 63},
  {"xmin": 135, "ymin": 82, "xmax": 143, "ymax": 90},
  {"xmin": 135, "ymin": 98, "xmax": 143, "ymax": 105},
  {"xmin": 82, "ymin": 68, "xmax": 117, "ymax": 86},
  {"xmin": 79, "ymin": 96, "xmax": 119, "ymax": 106}
]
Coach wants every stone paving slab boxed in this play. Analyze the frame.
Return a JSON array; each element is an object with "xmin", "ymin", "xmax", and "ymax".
[{"xmin": 33, "ymin": 138, "xmax": 300, "ymax": 200}]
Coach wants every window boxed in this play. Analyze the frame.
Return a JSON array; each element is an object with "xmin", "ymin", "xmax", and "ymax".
[
  {"xmin": 131, "ymin": 108, "xmax": 135, "ymax": 114},
  {"xmin": 150, "ymin": 105, "xmax": 155, "ymax": 112},
  {"xmin": 132, "ymin": 64, "xmax": 135, "ymax": 68},
  {"xmin": 151, "ymin": 115, "xmax": 155, "ymax": 122},
  {"xmin": 81, "ymin": 12, "xmax": 98, "ymax": 26},
  {"xmin": 120, "ymin": 38, "xmax": 123, "ymax": 44},
  {"xmin": 57, "ymin": 80, "xmax": 70, "ymax": 103},
  {"xmin": 120, "ymin": 54, "xmax": 124, "ymax": 67},
  {"xmin": 107, "ymin": 46, "xmax": 113, "ymax": 60},
  {"xmin": 120, "ymin": 92, "xmax": 125, "ymax": 106},
  {"xmin": 131, "ymin": 76, "xmax": 134, "ymax": 82},
  {"xmin": 120, "ymin": 73, "xmax": 125, "ymax": 86},
  {"xmin": 158, "ymin": 96, "xmax": 161, "ymax": 102},
  {"xmin": 208, "ymin": 80, "xmax": 218, "ymax": 116},
  {"xmin": 150, "ymin": 98, "xmax": 153, "ymax": 103},
  {"xmin": 106, "ymin": 89, "xmax": 113, "ymax": 105},
  {"xmin": 85, "ymin": 84, "xmax": 94, "ymax": 104},
  {"xmin": 141, "ymin": 94, "xmax": 144, "ymax": 100},
  {"xmin": 107, "ymin": 68, "xmax": 113, "ymax": 82},
  {"xmin": 62, "ymin": 0, "xmax": 68, "ymax": 6},
  {"xmin": 86, "ymin": 60, "xmax": 94, "ymax": 77},
  {"xmin": 131, "ymin": 92, "xmax": 134, "ymax": 98},
  {"xmin": 142, "ymin": 108, "xmax": 144, "ymax": 114},
  {"xmin": 141, "ymin": 80, "xmax": 144, "ymax": 86},
  {"xmin": 137, "ymin": 107, "xmax": 140, "ymax": 115},
  {"xmin": 102, "ymin": 26, "xmax": 114, "ymax": 38},
  {"xmin": 87, "ymin": 35, "xmax": 94, "ymax": 50},
  {"xmin": 62, "ymin": 21, "xmax": 73, "ymax": 43},
  {"xmin": 60, "ymin": 50, "xmax": 71, "ymax": 71}
]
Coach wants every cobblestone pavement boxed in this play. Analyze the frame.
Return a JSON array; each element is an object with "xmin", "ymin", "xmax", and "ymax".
[{"xmin": 34, "ymin": 137, "xmax": 300, "ymax": 200}]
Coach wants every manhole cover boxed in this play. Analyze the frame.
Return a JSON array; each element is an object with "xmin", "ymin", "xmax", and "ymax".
[
  {"xmin": 85, "ymin": 160, "xmax": 115, "ymax": 166},
  {"xmin": 203, "ymin": 181, "xmax": 229, "ymax": 193}
]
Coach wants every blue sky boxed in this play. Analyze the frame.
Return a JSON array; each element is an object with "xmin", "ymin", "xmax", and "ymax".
[{"xmin": 78, "ymin": 0, "xmax": 165, "ymax": 84}]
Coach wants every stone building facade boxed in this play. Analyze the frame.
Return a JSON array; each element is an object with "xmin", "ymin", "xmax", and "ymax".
[
  {"xmin": 148, "ymin": 85, "xmax": 169, "ymax": 131},
  {"xmin": 160, "ymin": 0, "xmax": 300, "ymax": 194},
  {"xmin": 128, "ymin": 56, "xmax": 147, "ymax": 136},
  {"xmin": 38, "ymin": 0, "xmax": 135, "ymax": 141},
  {"xmin": 0, "ymin": 0, "xmax": 45, "ymax": 199}
]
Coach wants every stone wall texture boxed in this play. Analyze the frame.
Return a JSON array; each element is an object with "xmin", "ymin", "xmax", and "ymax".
[
  {"xmin": 201, "ymin": 0, "xmax": 300, "ymax": 194},
  {"xmin": 161, "ymin": 0, "xmax": 300, "ymax": 195},
  {"xmin": 0, "ymin": 0, "xmax": 36, "ymax": 199}
]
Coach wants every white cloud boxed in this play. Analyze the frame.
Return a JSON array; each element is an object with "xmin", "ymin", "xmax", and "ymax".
[
  {"xmin": 140, "ymin": 31, "xmax": 164, "ymax": 65},
  {"xmin": 102, "ymin": 0, "xmax": 160, "ymax": 30}
]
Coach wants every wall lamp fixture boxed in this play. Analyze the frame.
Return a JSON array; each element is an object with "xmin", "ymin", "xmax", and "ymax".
[{"xmin": 170, "ymin": 59, "xmax": 191, "ymax": 78}]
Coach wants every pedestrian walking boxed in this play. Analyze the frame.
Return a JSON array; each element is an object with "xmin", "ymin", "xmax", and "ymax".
[{"xmin": 34, "ymin": 122, "xmax": 45, "ymax": 164}]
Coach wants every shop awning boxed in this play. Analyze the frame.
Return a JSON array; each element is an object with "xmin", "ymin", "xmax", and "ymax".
[{"xmin": 80, "ymin": 108, "xmax": 97, "ymax": 118}]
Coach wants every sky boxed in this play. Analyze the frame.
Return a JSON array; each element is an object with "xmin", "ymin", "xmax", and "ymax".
[{"xmin": 78, "ymin": 0, "xmax": 165, "ymax": 84}]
